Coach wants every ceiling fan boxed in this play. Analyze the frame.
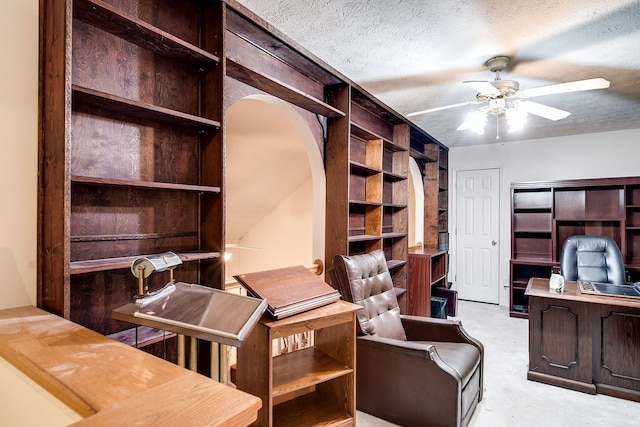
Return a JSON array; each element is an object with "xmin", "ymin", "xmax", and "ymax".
[{"xmin": 407, "ymin": 56, "xmax": 610, "ymax": 135}]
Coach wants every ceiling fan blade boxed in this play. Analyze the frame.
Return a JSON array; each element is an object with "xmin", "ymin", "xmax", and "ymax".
[
  {"xmin": 463, "ymin": 80, "xmax": 501, "ymax": 96},
  {"xmin": 517, "ymin": 100, "xmax": 571, "ymax": 121},
  {"xmin": 406, "ymin": 101, "xmax": 479, "ymax": 117},
  {"xmin": 520, "ymin": 78, "xmax": 610, "ymax": 98}
]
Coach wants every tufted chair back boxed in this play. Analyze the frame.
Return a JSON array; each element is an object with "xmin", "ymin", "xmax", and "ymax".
[
  {"xmin": 560, "ymin": 235, "xmax": 626, "ymax": 285},
  {"xmin": 332, "ymin": 249, "xmax": 406, "ymax": 340}
]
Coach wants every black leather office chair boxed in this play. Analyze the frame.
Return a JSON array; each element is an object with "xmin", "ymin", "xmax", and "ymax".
[
  {"xmin": 560, "ymin": 235, "xmax": 625, "ymax": 284},
  {"xmin": 331, "ymin": 249, "xmax": 483, "ymax": 427}
]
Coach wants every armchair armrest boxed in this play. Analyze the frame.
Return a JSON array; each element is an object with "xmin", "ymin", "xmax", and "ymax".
[
  {"xmin": 400, "ymin": 315, "xmax": 484, "ymax": 354},
  {"xmin": 398, "ymin": 315, "xmax": 485, "ymax": 402},
  {"xmin": 357, "ymin": 334, "xmax": 462, "ymax": 383}
]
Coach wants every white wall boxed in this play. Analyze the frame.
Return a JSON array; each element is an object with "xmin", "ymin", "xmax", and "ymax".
[
  {"xmin": 449, "ymin": 128, "xmax": 640, "ymax": 306},
  {"xmin": 225, "ymin": 179, "xmax": 314, "ymax": 280},
  {"xmin": 0, "ymin": 0, "xmax": 38, "ymax": 309}
]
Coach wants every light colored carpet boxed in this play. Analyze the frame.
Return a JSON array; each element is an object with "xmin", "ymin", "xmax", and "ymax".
[{"xmin": 356, "ymin": 300, "xmax": 640, "ymax": 427}]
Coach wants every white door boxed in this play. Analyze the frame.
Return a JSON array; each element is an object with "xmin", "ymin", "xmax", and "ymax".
[{"xmin": 455, "ymin": 168, "xmax": 500, "ymax": 303}]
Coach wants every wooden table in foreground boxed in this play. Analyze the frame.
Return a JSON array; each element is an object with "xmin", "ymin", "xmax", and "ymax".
[
  {"xmin": 525, "ymin": 277, "xmax": 640, "ymax": 402},
  {"xmin": 0, "ymin": 306, "xmax": 261, "ymax": 426}
]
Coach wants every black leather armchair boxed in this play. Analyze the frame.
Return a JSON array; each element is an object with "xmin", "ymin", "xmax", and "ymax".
[
  {"xmin": 331, "ymin": 249, "xmax": 483, "ymax": 427},
  {"xmin": 560, "ymin": 235, "xmax": 625, "ymax": 284}
]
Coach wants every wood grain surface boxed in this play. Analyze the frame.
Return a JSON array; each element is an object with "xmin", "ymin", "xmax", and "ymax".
[{"xmin": 0, "ymin": 306, "xmax": 260, "ymax": 426}]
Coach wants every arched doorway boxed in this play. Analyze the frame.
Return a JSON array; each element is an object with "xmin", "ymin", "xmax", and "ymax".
[
  {"xmin": 408, "ymin": 157, "xmax": 425, "ymax": 247},
  {"xmin": 224, "ymin": 95, "xmax": 326, "ymax": 282}
]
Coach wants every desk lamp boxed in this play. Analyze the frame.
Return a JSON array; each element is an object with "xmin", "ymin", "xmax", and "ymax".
[{"xmin": 131, "ymin": 251, "xmax": 182, "ymax": 304}]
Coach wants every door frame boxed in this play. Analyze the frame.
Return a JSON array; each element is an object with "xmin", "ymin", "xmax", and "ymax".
[{"xmin": 450, "ymin": 166, "xmax": 504, "ymax": 305}]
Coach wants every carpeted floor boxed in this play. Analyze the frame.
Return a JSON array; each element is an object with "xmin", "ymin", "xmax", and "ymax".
[{"xmin": 356, "ymin": 300, "xmax": 640, "ymax": 427}]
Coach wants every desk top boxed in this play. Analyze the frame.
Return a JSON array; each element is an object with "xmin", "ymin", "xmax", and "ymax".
[
  {"xmin": 525, "ymin": 277, "xmax": 640, "ymax": 309},
  {"xmin": 0, "ymin": 306, "xmax": 261, "ymax": 426},
  {"xmin": 408, "ymin": 247, "xmax": 447, "ymax": 258}
]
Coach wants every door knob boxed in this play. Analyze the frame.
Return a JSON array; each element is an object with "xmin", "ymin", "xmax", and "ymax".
[{"xmin": 492, "ymin": 240, "xmax": 497, "ymax": 246}]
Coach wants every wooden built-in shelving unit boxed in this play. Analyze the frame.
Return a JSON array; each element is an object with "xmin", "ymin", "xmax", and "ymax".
[
  {"xmin": 510, "ymin": 177, "xmax": 640, "ymax": 317},
  {"xmin": 40, "ymin": 0, "xmax": 226, "ymax": 357},
  {"xmin": 40, "ymin": 0, "xmax": 449, "ymax": 418}
]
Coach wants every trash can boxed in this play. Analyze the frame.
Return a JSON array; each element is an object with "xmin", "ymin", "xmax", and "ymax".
[{"xmin": 431, "ymin": 296, "xmax": 447, "ymax": 319}]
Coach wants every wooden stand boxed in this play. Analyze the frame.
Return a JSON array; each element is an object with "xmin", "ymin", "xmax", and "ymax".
[
  {"xmin": 407, "ymin": 247, "xmax": 448, "ymax": 316},
  {"xmin": 236, "ymin": 300, "xmax": 361, "ymax": 426}
]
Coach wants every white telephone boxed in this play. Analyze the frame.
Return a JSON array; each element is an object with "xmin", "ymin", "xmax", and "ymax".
[{"xmin": 549, "ymin": 273, "xmax": 565, "ymax": 293}]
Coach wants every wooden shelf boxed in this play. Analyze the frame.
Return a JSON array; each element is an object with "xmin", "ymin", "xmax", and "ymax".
[
  {"xmin": 382, "ymin": 232, "xmax": 407, "ymax": 239},
  {"xmin": 69, "ymin": 251, "xmax": 220, "ymax": 275},
  {"xmin": 350, "ymin": 161, "xmax": 381, "ymax": 176},
  {"xmin": 349, "ymin": 200, "xmax": 382, "ymax": 207},
  {"xmin": 273, "ymin": 391, "xmax": 352, "ymax": 427},
  {"xmin": 384, "ymin": 203, "xmax": 406, "ymax": 209},
  {"xmin": 226, "ymin": 58, "xmax": 345, "ymax": 118},
  {"xmin": 383, "ymin": 139, "xmax": 408, "ymax": 153},
  {"xmin": 74, "ymin": 0, "xmax": 220, "ymax": 66},
  {"xmin": 383, "ymin": 171, "xmax": 406, "ymax": 182},
  {"xmin": 350, "ymin": 122, "xmax": 386, "ymax": 144},
  {"xmin": 70, "ymin": 231, "xmax": 198, "ymax": 243},
  {"xmin": 72, "ymin": 176, "xmax": 221, "ymax": 193},
  {"xmin": 349, "ymin": 125, "xmax": 406, "ymax": 153},
  {"xmin": 272, "ymin": 347, "xmax": 353, "ymax": 397},
  {"xmin": 72, "ymin": 85, "xmax": 220, "ymax": 130},
  {"xmin": 387, "ymin": 259, "xmax": 407, "ymax": 270},
  {"xmin": 348, "ymin": 234, "xmax": 381, "ymax": 243},
  {"xmin": 409, "ymin": 147, "xmax": 438, "ymax": 163}
]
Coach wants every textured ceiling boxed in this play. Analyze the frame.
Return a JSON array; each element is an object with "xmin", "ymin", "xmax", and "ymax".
[{"xmin": 234, "ymin": 0, "xmax": 640, "ymax": 148}]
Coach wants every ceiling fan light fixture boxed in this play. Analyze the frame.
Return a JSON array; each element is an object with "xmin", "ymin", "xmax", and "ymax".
[
  {"xmin": 465, "ymin": 110, "xmax": 488, "ymax": 135},
  {"xmin": 408, "ymin": 55, "xmax": 608, "ymax": 139},
  {"xmin": 505, "ymin": 106, "xmax": 527, "ymax": 132}
]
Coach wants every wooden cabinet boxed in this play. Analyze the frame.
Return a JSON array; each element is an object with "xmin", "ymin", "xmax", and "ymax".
[
  {"xmin": 236, "ymin": 301, "xmax": 361, "ymax": 427},
  {"xmin": 510, "ymin": 177, "xmax": 640, "ymax": 317},
  {"xmin": 40, "ymin": 0, "xmax": 225, "ymax": 356},
  {"xmin": 407, "ymin": 248, "xmax": 448, "ymax": 316}
]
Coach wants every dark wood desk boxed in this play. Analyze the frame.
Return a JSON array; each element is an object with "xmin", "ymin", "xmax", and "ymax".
[{"xmin": 526, "ymin": 278, "xmax": 640, "ymax": 402}]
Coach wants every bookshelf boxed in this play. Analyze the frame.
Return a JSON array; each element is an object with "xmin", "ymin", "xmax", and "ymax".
[{"xmin": 510, "ymin": 177, "xmax": 640, "ymax": 317}]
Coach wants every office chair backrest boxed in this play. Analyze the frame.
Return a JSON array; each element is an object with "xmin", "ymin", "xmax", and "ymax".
[{"xmin": 560, "ymin": 235, "xmax": 626, "ymax": 285}]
